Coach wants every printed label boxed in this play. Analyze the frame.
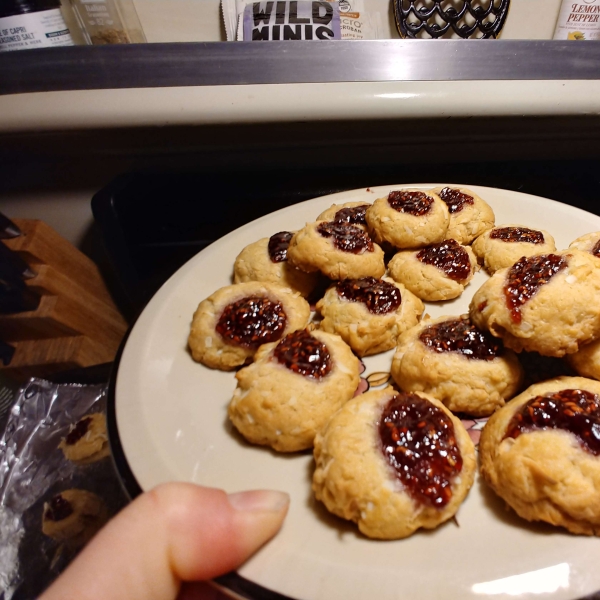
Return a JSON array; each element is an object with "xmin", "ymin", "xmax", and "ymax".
[
  {"xmin": 0, "ymin": 9, "xmax": 74, "ymax": 51},
  {"xmin": 553, "ymin": 0, "xmax": 600, "ymax": 40},
  {"xmin": 243, "ymin": 1, "xmax": 341, "ymax": 40}
]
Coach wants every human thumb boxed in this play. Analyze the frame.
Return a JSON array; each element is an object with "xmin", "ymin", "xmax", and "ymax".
[{"xmin": 39, "ymin": 482, "xmax": 290, "ymax": 600}]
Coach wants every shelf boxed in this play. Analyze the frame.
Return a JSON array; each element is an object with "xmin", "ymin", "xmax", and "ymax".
[{"xmin": 2, "ymin": 40, "xmax": 600, "ymax": 95}]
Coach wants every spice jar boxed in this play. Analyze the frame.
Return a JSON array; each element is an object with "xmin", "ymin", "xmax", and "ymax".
[
  {"xmin": 0, "ymin": 0, "xmax": 75, "ymax": 52},
  {"xmin": 68, "ymin": 0, "xmax": 145, "ymax": 44},
  {"xmin": 553, "ymin": 0, "xmax": 600, "ymax": 40}
]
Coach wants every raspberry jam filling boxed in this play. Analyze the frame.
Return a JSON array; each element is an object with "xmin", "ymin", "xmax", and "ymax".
[
  {"xmin": 417, "ymin": 239, "xmax": 471, "ymax": 281},
  {"xmin": 336, "ymin": 277, "xmax": 401, "ymax": 315},
  {"xmin": 45, "ymin": 494, "xmax": 74, "ymax": 522},
  {"xmin": 419, "ymin": 316, "xmax": 502, "ymax": 360},
  {"xmin": 379, "ymin": 392, "xmax": 463, "ymax": 508},
  {"xmin": 216, "ymin": 296, "xmax": 287, "ymax": 349},
  {"xmin": 274, "ymin": 329, "xmax": 332, "ymax": 379},
  {"xmin": 490, "ymin": 227, "xmax": 545, "ymax": 244},
  {"xmin": 317, "ymin": 222, "xmax": 374, "ymax": 254},
  {"xmin": 268, "ymin": 231, "xmax": 293, "ymax": 263},
  {"xmin": 438, "ymin": 187, "xmax": 474, "ymax": 214},
  {"xmin": 504, "ymin": 254, "xmax": 567, "ymax": 324},
  {"xmin": 387, "ymin": 190, "xmax": 433, "ymax": 216},
  {"xmin": 65, "ymin": 416, "xmax": 93, "ymax": 445},
  {"xmin": 504, "ymin": 389, "xmax": 600, "ymax": 455},
  {"xmin": 333, "ymin": 204, "xmax": 369, "ymax": 226}
]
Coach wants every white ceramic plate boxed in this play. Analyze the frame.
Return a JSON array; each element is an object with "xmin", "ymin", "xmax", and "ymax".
[{"xmin": 114, "ymin": 184, "xmax": 600, "ymax": 600}]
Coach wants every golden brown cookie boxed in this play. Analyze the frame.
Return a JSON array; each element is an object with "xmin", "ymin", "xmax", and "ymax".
[
  {"xmin": 233, "ymin": 232, "xmax": 320, "ymax": 298},
  {"xmin": 315, "ymin": 202, "xmax": 371, "ymax": 230},
  {"xmin": 286, "ymin": 220, "xmax": 385, "ymax": 280},
  {"xmin": 58, "ymin": 413, "xmax": 110, "ymax": 465},
  {"xmin": 569, "ymin": 231, "xmax": 600, "ymax": 262},
  {"xmin": 189, "ymin": 281, "xmax": 311, "ymax": 371},
  {"xmin": 312, "ymin": 386, "xmax": 475, "ymax": 539},
  {"xmin": 565, "ymin": 338, "xmax": 600, "ymax": 381},
  {"xmin": 479, "ymin": 376, "xmax": 600, "ymax": 535},
  {"xmin": 365, "ymin": 189, "xmax": 449, "ymax": 249},
  {"xmin": 470, "ymin": 249, "xmax": 600, "ymax": 357},
  {"xmin": 391, "ymin": 315, "xmax": 523, "ymax": 417},
  {"xmin": 387, "ymin": 239, "xmax": 478, "ymax": 301},
  {"xmin": 315, "ymin": 277, "xmax": 424, "ymax": 357},
  {"xmin": 432, "ymin": 186, "xmax": 495, "ymax": 245},
  {"xmin": 472, "ymin": 224, "xmax": 556, "ymax": 274},
  {"xmin": 42, "ymin": 489, "xmax": 109, "ymax": 547},
  {"xmin": 228, "ymin": 328, "xmax": 360, "ymax": 452}
]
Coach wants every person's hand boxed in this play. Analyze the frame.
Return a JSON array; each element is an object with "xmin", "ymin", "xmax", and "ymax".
[{"xmin": 39, "ymin": 482, "xmax": 290, "ymax": 600}]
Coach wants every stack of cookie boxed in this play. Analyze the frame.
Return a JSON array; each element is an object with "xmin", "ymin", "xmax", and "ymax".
[{"xmin": 187, "ymin": 185, "xmax": 600, "ymax": 540}]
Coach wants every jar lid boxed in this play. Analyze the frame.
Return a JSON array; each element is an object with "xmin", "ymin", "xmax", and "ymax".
[{"xmin": 0, "ymin": 0, "xmax": 62, "ymax": 19}]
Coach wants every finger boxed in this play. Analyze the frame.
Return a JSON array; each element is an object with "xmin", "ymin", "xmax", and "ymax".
[{"xmin": 39, "ymin": 482, "xmax": 290, "ymax": 600}]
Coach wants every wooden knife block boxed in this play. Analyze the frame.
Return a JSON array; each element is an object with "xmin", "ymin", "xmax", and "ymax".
[{"xmin": 0, "ymin": 219, "xmax": 128, "ymax": 381}]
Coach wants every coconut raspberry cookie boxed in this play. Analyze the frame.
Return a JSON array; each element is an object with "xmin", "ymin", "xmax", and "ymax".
[
  {"xmin": 472, "ymin": 224, "xmax": 556, "ymax": 274},
  {"xmin": 42, "ymin": 489, "xmax": 109, "ymax": 547},
  {"xmin": 365, "ymin": 188, "xmax": 449, "ymax": 249},
  {"xmin": 431, "ymin": 186, "xmax": 495, "ymax": 245},
  {"xmin": 58, "ymin": 413, "xmax": 110, "ymax": 465},
  {"xmin": 233, "ymin": 232, "xmax": 320, "ymax": 298},
  {"xmin": 228, "ymin": 328, "xmax": 360, "ymax": 452},
  {"xmin": 312, "ymin": 386, "xmax": 475, "ymax": 539},
  {"xmin": 189, "ymin": 281, "xmax": 311, "ymax": 371},
  {"xmin": 569, "ymin": 231, "xmax": 600, "ymax": 262},
  {"xmin": 479, "ymin": 376, "xmax": 600, "ymax": 535},
  {"xmin": 387, "ymin": 239, "xmax": 478, "ymax": 301},
  {"xmin": 316, "ymin": 202, "xmax": 371, "ymax": 231},
  {"xmin": 315, "ymin": 277, "xmax": 424, "ymax": 357},
  {"xmin": 470, "ymin": 249, "xmax": 600, "ymax": 357},
  {"xmin": 286, "ymin": 221, "xmax": 385, "ymax": 280},
  {"xmin": 391, "ymin": 315, "xmax": 523, "ymax": 417}
]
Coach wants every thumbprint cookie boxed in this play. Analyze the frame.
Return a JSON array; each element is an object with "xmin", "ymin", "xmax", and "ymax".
[
  {"xmin": 42, "ymin": 489, "xmax": 109, "ymax": 547},
  {"xmin": 391, "ymin": 315, "xmax": 523, "ymax": 417},
  {"xmin": 315, "ymin": 277, "xmax": 424, "ymax": 357},
  {"xmin": 469, "ymin": 249, "xmax": 600, "ymax": 357},
  {"xmin": 365, "ymin": 188, "xmax": 449, "ymax": 249},
  {"xmin": 58, "ymin": 413, "xmax": 110, "ymax": 465},
  {"xmin": 233, "ymin": 232, "xmax": 320, "ymax": 298},
  {"xmin": 479, "ymin": 376, "xmax": 600, "ymax": 535},
  {"xmin": 316, "ymin": 202, "xmax": 371, "ymax": 231},
  {"xmin": 472, "ymin": 224, "xmax": 556, "ymax": 274},
  {"xmin": 286, "ymin": 220, "xmax": 385, "ymax": 280},
  {"xmin": 189, "ymin": 281, "xmax": 311, "ymax": 371},
  {"xmin": 312, "ymin": 386, "xmax": 475, "ymax": 539},
  {"xmin": 569, "ymin": 231, "xmax": 600, "ymax": 262},
  {"xmin": 432, "ymin": 186, "xmax": 495, "ymax": 245},
  {"xmin": 387, "ymin": 239, "xmax": 478, "ymax": 301},
  {"xmin": 228, "ymin": 328, "xmax": 360, "ymax": 453}
]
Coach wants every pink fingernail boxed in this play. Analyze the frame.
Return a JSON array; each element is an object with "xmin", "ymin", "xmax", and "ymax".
[{"xmin": 227, "ymin": 490, "xmax": 290, "ymax": 513}]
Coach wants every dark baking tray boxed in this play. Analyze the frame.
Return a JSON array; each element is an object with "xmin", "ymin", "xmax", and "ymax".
[{"xmin": 91, "ymin": 160, "xmax": 600, "ymax": 321}]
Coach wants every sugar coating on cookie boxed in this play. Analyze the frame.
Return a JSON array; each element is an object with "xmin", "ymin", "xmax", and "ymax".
[
  {"xmin": 472, "ymin": 224, "xmax": 557, "ymax": 274},
  {"xmin": 316, "ymin": 202, "xmax": 371, "ymax": 230},
  {"xmin": 391, "ymin": 315, "xmax": 523, "ymax": 417},
  {"xmin": 479, "ymin": 376, "xmax": 600, "ymax": 535},
  {"xmin": 365, "ymin": 189, "xmax": 449, "ymax": 249},
  {"xmin": 233, "ymin": 232, "xmax": 320, "ymax": 298},
  {"xmin": 287, "ymin": 220, "xmax": 385, "ymax": 280},
  {"xmin": 189, "ymin": 281, "xmax": 311, "ymax": 371},
  {"xmin": 42, "ymin": 489, "xmax": 109, "ymax": 547},
  {"xmin": 315, "ymin": 277, "xmax": 424, "ymax": 357},
  {"xmin": 470, "ymin": 249, "xmax": 600, "ymax": 357},
  {"xmin": 312, "ymin": 386, "xmax": 475, "ymax": 539},
  {"xmin": 59, "ymin": 413, "xmax": 110, "ymax": 465},
  {"xmin": 432, "ymin": 186, "xmax": 495, "ymax": 245},
  {"xmin": 228, "ymin": 328, "xmax": 360, "ymax": 452},
  {"xmin": 387, "ymin": 239, "xmax": 478, "ymax": 301},
  {"xmin": 569, "ymin": 231, "xmax": 600, "ymax": 262}
]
